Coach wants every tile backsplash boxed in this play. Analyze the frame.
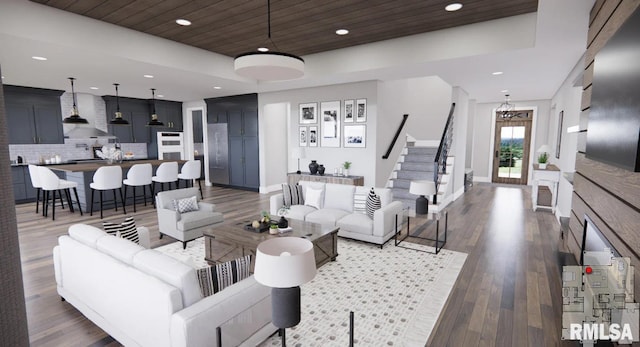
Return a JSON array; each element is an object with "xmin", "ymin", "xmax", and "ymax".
[{"xmin": 9, "ymin": 140, "xmax": 148, "ymax": 164}]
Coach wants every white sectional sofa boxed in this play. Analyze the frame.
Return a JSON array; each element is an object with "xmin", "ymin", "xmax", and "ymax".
[
  {"xmin": 270, "ymin": 181, "xmax": 404, "ymax": 247},
  {"xmin": 53, "ymin": 224, "xmax": 275, "ymax": 347}
]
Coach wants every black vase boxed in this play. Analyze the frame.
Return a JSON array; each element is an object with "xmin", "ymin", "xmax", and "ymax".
[
  {"xmin": 278, "ymin": 216, "xmax": 288, "ymax": 228},
  {"xmin": 318, "ymin": 164, "xmax": 325, "ymax": 176},
  {"xmin": 309, "ymin": 160, "xmax": 319, "ymax": 175}
]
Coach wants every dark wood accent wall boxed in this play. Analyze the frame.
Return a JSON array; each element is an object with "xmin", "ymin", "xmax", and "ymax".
[
  {"xmin": 569, "ymin": 1, "xmax": 640, "ymax": 296},
  {"xmin": 0, "ymin": 66, "xmax": 30, "ymax": 345}
]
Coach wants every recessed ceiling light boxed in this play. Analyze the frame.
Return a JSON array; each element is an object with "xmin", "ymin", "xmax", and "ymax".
[
  {"xmin": 445, "ymin": 3, "xmax": 463, "ymax": 11},
  {"xmin": 335, "ymin": 29, "xmax": 349, "ymax": 35},
  {"xmin": 32, "ymin": 56, "xmax": 47, "ymax": 61},
  {"xmin": 157, "ymin": 94, "xmax": 164, "ymax": 98},
  {"xmin": 90, "ymin": 87, "xmax": 99, "ymax": 90},
  {"xmin": 176, "ymin": 19, "xmax": 192, "ymax": 26},
  {"xmin": 143, "ymin": 74, "xmax": 154, "ymax": 78},
  {"xmin": 492, "ymin": 71, "xmax": 503, "ymax": 75},
  {"xmin": 257, "ymin": 47, "xmax": 269, "ymax": 52},
  {"xmin": 501, "ymin": 89, "xmax": 509, "ymax": 93},
  {"xmin": 213, "ymin": 86, "xmax": 222, "ymax": 90},
  {"xmin": 1, "ymin": 76, "xmax": 4, "ymax": 79}
]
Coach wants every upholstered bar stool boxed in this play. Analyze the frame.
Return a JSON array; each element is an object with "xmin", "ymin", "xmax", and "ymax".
[
  {"xmin": 177, "ymin": 160, "xmax": 203, "ymax": 199},
  {"xmin": 90, "ymin": 166, "xmax": 126, "ymax": 219},
  {"xmin": 28, "ymin": 164, "xmax": 43, "ymax": 214},
  {"xmin": 38, "ymin": 166, "xmax": 83, "ymax": 220},
  {"xmin": 123, "ymin": 163, "xmax": 154, "ymax": 213},
  {"xmin": 152, "ymin": 162, "xmax": 178, "ymax": 193}
]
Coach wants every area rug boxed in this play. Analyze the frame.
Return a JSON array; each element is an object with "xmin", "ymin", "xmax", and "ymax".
[{"xmin": 156, "ymin": 238, "xmax": 467, "ymax": 346}]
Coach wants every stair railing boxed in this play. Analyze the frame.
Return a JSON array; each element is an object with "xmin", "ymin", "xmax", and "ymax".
[
  {"xmin": 432, "ymin": 103, "xmax": 456, "ymax": 204},
  {"xmin": 382, "ymin": 114, "xmax": 409, "ymax": 159}
]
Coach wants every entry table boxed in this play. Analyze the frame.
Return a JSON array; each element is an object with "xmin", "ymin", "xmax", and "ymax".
[{"xmin": 532, "ymin": 164, "xmax": 560, "ymax": 212}]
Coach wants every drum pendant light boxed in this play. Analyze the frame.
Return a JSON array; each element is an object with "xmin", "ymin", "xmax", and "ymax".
[
  {"xmin": 109, "ymin": 83, "xmax": 129, "ymax": 125},
  {"xmin": 146, "ymin": 88, "xmax": 164, "ymax": 127},
  {"xmin": 62, "ymin": 77, "xmax": 89, "ymax": 124}
]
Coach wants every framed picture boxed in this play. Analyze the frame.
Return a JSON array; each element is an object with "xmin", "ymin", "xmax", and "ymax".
[
  {"xmin": 299, "ymin": 126, "xmax": 307, "ymax": 147},
  {"xmin": 344, "ymin": 125, "xmax": 366, "ymax": 148},
  {"xmin": 556, "ymin": 110, "xmax": 563, "ymax": 159},
  {"xmin": 344, "ymin": 99, "xmax": 354, "ymax": 123},
  {"xmin": 356, "ymin": 99, "xmax": 367, "ymax": 122},
  {"xmin": 299, "ymin": 102, "xmax": 317, "ymax": 124},
  {"xmin": 320, "ymin": 101, "xmax": 341, "ymax": 147},
  {"xmin": 308, "ymin": 126, "xmax": 318, "ymax": 147}
]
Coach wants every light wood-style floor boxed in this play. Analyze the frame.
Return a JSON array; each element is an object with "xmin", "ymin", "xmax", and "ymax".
[{"xmin": 16, "ymin": 183, "xmax": 572, "ymax": 346}]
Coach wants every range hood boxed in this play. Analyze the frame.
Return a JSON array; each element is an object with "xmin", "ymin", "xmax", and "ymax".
[{"xmin": 64, "ymin": 126, "xmax": 114, "ymax": 138}]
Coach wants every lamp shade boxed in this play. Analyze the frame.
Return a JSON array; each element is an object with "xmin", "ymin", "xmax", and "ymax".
[
  {"xmin": 254, "ymin": 238, "xmax": 316, "ymax": 288},
  {"xmin": 291, "ymin": 147, "xmax": 306, "ymax": 159},
  {"xmin": 409, "ymin": 180, "xmax": 436, "ymax": 196},
  {"xmin": 537, "ymin": 144, "xmax": 551, "ymax": 153},
  {"xmin": 234, "ymin": 52, "xmax": 304, "ymax": 81}
]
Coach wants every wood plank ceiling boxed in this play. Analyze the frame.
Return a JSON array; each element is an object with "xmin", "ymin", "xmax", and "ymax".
[{"xmin": 31, "ymin": 0, "xmax": 538, "ymax": 57}]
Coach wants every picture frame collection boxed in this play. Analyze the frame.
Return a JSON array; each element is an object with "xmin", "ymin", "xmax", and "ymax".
[{"xmin": 298, "ymin": 99, "xmax": 367, "ymax": 148}]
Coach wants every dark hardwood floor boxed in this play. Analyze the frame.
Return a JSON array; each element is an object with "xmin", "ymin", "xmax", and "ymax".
[{"xmin": 16, "ymin": 183, "xmax": 572, "ymax": 346}]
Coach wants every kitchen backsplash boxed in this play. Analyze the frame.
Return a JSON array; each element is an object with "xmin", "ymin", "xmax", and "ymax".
[{"xmin": 9, "ymin": 140, "xmax": 148, "ymax": 164}]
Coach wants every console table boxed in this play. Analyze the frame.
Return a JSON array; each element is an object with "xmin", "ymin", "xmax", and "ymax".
[
  {"xmin": 287, "ymin": 172, "xmax": 364, "ymax": 186},
  {"xmin": 532, "ymin": 164, "xmax": 560, "ymax": 212}
]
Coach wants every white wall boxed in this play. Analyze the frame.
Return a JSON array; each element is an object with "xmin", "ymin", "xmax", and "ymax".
[
  {"xmin": 471, "ymin": 99, "xmax": 552, "ymax": 183},
  {"xmin": 258, "ymin": 81, "xmax": 379, "ymax": 190},
  {"xmin": 451, "ymin": 87, "xmax": 469, "ymax": 199},
  {"xmin": 466, "ymin": 99, "xmax": 476, "ymax": 168},
  {"xmin": 550, "ymin": 56, "xmax": 584, "ymax": 219},
  {"xmin": 376, "ymin": 76, "xmax": 452, "ymax": 187}
]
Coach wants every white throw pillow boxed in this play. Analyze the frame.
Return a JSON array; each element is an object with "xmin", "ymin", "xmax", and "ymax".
[{"xmin": 305, "ymin": 187, "xmax": 323, "ymax": 210}]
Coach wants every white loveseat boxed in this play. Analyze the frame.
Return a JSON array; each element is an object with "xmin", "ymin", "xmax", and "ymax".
[
  {"xmin": 53, "ymin": 224, "xmax": 275, "ymax": 347},
  {"xmin": 270, "ymin": 181, "xmax": 404, "ymax": 246}
]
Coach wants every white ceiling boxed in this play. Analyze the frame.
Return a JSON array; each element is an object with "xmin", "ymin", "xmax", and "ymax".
[{"xmin": 0, "ymin": 0, "xmax": 593, "ymax": 103}]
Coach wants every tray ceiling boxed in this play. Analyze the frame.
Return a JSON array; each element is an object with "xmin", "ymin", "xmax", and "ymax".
[{"xmin": 30, "ymin": 0, "xmax": 538, "ymax": 57}]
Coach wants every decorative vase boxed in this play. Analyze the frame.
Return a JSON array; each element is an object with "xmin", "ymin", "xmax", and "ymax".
[
  {"xmin": 318, "ymin": 164, "xmax": 325, "ymax": 176},
  {"xmin": 278, "ymin": 216, "xmax": 288, "ymax": 228},
  {"xmin": 309, "ymin": 160, "xmax": 319, "ymax": 175}
]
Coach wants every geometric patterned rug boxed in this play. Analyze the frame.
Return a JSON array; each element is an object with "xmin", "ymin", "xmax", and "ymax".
[{"xmin": 156, "ymin": 237, "xmax": 467, "ymax": 347}]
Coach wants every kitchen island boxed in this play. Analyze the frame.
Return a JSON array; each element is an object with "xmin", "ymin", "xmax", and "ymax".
[{"xmin": 49, "ymin": 159, "xmax": 187, "ymax": 212}]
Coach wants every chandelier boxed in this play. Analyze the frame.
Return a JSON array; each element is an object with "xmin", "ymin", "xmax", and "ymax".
[
  {"xmin": 496, "ymin": 94, "xmax": 521, "ymax": 119},
  {"xmin": 234, "ymin": 0, "xmax": 304, "ymax": 80}
]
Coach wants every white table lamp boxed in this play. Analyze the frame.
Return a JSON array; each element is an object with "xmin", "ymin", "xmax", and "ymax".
[
  {"xmin": 409, "ymin": 180, "xmax": 436, "ymax": 215},
  {"xmin": 291, "ymin": 147, "xmax": 306, "ymax": 174},
  {"xmin": 255, "ymin": 237, "xmax": 316, "ymax": 347}
]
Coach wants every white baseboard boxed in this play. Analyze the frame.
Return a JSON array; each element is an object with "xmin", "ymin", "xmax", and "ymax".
[
  {"xmin": 259, "ymin": 184, "xmax": 282, "ymax": 194},
  {"xmin": 474, "ymin": 176, "xmax": 491, "ymax": 183},
  {"xmin": 452, "ymin": 187, "xmax": 465, "ymax": 201}
]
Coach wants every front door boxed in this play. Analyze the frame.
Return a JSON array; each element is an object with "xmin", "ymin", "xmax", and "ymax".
[{"xmin": 492, "ymin": 111, "xmax": 533, "ymax": 185}]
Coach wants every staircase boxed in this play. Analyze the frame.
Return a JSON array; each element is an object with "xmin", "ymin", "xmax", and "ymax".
[{"xmin": 389, "ymin": 143, "xmax": 453, "ymax": 212}]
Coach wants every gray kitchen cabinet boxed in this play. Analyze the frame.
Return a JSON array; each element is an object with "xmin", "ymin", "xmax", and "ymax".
[
  {"xmin": 104, "ymin": 96, "xmax": 151, "ymax": 144},
  {"xmin": 205, "ymin": 93, "xmax": 259, "ymax": 191},
  {"xmin": 12, "ymin": 166, "xmax": 38, "ymax": 203},
  {"xmin": 4, "ymin": 85, "xmax": 65, "ymax": 144},
  {"xmin": 193, "ymin": 110, "xmax": 204, "ymax": 143}
]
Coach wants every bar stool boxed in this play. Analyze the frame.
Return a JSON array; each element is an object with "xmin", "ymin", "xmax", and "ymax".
[
  {"xmin": 152, "ymin": 162, "xmax": 178, "ymax": 193},
  {"xmin": 90, "ymin": 166, "xmax": 126, "ymax": 219},
  {"xmin": 28, "ymin": 164, "xmax": 43, "ymax": 214},
  {"xmin": 177, "ymin": 160, "xmax": 203, "ymax": 199},
  {"xmin": 123, "ymin": 163, "xmax": 154, "ymax": 213},
  {"xmin": 38, "ymin": 166, "xmax": 83, "ymax": 220}
]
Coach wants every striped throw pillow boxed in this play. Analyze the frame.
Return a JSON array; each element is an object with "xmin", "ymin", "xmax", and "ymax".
[
  {"xmin": 197, "ymin": 255, "xmax": 252, "ymax": 297},
  {"xmin": 366, "ymin": 188, "xmax": 381, "ymax": 219},
  {"xmin": 282, "ymin": 183, "xmax": 304, "ymax": 207},
  {"xmin": 172, "ymin": 196, "xmax": 199, "ymax": 213},
  {"xmin": 103, "ymin": 216, "xmax": 139, "ymax": 244},
  {"xmin": 353, "ymin": 191, "xmax": 368, "ymax": 214}
]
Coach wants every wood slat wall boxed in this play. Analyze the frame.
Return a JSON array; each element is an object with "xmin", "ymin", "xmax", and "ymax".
[{"xmin": 570, "ymin": 0, "xmax": 640, "ymax": 295}]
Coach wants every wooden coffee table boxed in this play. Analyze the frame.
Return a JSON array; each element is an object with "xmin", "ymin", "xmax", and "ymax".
[{"xmin": 203, "ymin": 218, "xmax": 339, "ymax": 269}]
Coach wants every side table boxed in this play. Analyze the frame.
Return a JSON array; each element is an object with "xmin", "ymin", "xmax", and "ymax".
[
  {"xmin": 394, "ymin": 208, "xmax": 447, "ymax": 254},
  {"xmin": 532, "ymin": 164, "xmax": 560, "ymax": 212}
]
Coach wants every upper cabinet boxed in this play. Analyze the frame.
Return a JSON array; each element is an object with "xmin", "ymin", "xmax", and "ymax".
[
  {"xmin": 4, "ymin": 85, "xmax": 65, "ymax": 144},
  {"xmin": 103, "ymin": 96, "xmax": 151, "ymax": 143},
  {"xmin": 155, "ymin": 100, "xmax": 183, "ymax": 131}
]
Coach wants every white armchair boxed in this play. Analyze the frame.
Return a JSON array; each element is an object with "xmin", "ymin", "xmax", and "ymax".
[{"xmin": 155, "ymin": 187, "xmax": 224, "ymax": 248}]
